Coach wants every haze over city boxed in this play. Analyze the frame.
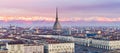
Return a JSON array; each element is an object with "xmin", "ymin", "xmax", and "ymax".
[
  {"xmin": 0, "ymin": 0, "xmax": 120, "ymax": 26},
  {"xmin": 0, "ymin": 0, "xmax": 120, "ymax": 53}
]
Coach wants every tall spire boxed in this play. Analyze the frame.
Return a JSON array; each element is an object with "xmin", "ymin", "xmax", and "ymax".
[
  {"xmin": 56, "ymin": 8, "xmax": 58, "ymax": 21},
  {"xmin": 53, "ymin": 7, "xmax": 62, "ymax": 34}
]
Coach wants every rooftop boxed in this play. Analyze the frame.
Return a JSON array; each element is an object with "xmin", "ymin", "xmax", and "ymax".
[
  {"xmin": 28, "ymin": 36, "xmax": 73, "ymax": 44},
  {"xmin": 8, "ymin": 40, "xmax": 24, "ymax": 45}
]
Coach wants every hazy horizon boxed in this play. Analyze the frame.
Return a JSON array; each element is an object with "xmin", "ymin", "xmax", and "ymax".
[{"xmin": 0, "ymin": 0, "xmax": 120, "ymax": 26}]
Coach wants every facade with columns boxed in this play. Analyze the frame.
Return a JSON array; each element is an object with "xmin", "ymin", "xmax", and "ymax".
[
  {"xmin": 73, "ymin": 37, "xmax": 120, "ymax": 50},
  {"xmin": 6, "ymin": 43, "xmax": 44, "ymax": 53},
  {"xmin": 44, "ymin": 43, "xmax": 74, "ymax": 53},
  {"xmin": 24, "ymin": 44, "xmax": 44, "ymax": 53},
  {"xmin": 91, "ymin": 39, "xmax": 120, "ymax": 50},
  {"xmin": 34, "ymin": 35, "xmax": 120, "ymax": 50},
  {"xmin": 36, "ymin": 35, "xmax": 120, "ymax": 50}
]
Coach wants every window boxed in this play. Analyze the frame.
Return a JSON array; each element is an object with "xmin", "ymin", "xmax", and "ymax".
[{"xmin": 33, "ymin": 52, "xmax": 36, "ymax": 53}]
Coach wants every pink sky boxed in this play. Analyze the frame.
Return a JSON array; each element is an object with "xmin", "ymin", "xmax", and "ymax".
[
  {"xmin": 0, "ymin": 16, "xmax": 120, "ymax": 22},
  {"xmin": 0, "ymin": 0, "xmax": 120, "ymax": 26}
]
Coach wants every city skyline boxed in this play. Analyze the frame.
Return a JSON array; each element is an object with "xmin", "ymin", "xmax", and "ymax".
[
  {"xmin": 0, "ymin": 0, "xmax": 120, "ymax": 26},
  {"xmin": 0, "ymin": 1, "xmax": 120, "ymax": 53}
]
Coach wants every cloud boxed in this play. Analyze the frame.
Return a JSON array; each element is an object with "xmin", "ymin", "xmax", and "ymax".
[
  {"xmin": 0, "ymin": 16, "xmax": 120, "ymax": 22},
  {"xmin": 0, "ymin": 8, "xmax": 25, "ymax": 13}
]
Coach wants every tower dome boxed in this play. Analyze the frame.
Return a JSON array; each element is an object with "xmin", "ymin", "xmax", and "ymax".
[{"xmin": 53, "ymin": 8, "xmax": 62, "ymax": 34}]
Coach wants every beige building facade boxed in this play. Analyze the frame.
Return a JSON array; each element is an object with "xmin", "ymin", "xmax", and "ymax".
[
  {"xmin": 0, "ymin": 50, "xmax": 8, "ymax": 53},
  {"xmin": 7, "ymin": 44, "xmax": 24, "ymax": 53},
  {"xmin": 6, "ymin": 44, "xmax": 44, "ymax": 53},
  {"xmin": 24, "ymin": 44, "xmax": 44, "ymax": 53},
  {"xmin": 45, "ymin": 43, "xmax": 74, "ymax": 53}
]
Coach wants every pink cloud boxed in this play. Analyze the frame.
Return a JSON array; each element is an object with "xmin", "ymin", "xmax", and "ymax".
[{"xmin": 0, "ymin": 16, "xmax": 120, "ymax": 22}]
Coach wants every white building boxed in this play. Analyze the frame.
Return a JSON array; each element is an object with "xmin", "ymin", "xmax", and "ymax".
[
  {"xmin": 91, "ymin": 39, "xmax": 120, "ymax": 50},
  {"xmin": 34, "ymin": 35, "xmax": 75, "ymax": 53},
  {"xmin": 24, "ymin": 44, "xmax": 44, "ymax": 53},
  {"xmin": 6, "ymin": 41, "xmax": 44, "ymax": 53},
  {"xmin": 36, "ymin": 35, "xmax": 120, "ymax": 50},
  {"xmin": 44, "ymin": 42, "xmax": 74, "ymax": 53},
  {"xmin": 74, "ymin": 37, "xmax": 120, "ymax": 50},
  {"xmin": 7, "ymin": 44, "xmax": 24, "ymax": 53}
]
